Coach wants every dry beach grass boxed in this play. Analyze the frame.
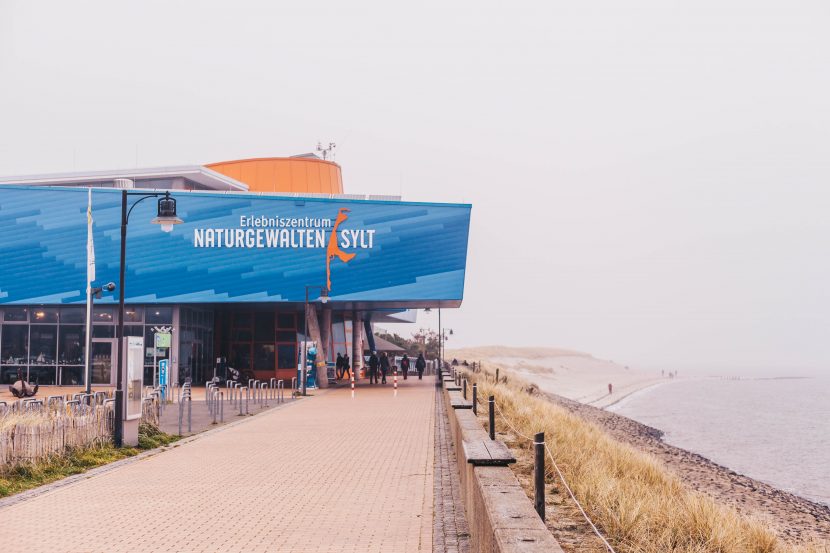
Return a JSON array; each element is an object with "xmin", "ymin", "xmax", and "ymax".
[{"xmin": 458, "ymin": 365, "xmax": 828, "ymax": 553}]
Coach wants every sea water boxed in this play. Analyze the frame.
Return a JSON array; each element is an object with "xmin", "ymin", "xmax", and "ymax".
[{"xmin": 609, "ymin": 376, "xmax": 830, "ymax": 506}]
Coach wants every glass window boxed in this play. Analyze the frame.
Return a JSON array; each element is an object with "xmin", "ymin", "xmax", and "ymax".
[
  {"xmin": 233, "ymin": 311, "xmax": 252, "ymax": 328},
  {"xmin": 230, "ymin": 343, "xmax": 251, "ymax": 370},
  {"xmin": 28, "ymin": 365, "xmax": 56, "ymax": 385},
  {"xmin": 277, "ymin": 344, "xmax": 296, "ymax": 370},
  {"xmin": 253, "ymin": 343, "xmax": 275, "ymax": 371},
  {"xmin": 254, "ymin": 312, "xmax": 275, "ymax": 341},
  {"xmin": 1, "ymin": 325, "xmax": 28, "ymax": 365},
  {"xmin": 92, "ymin": 325, "xmax": 115, "ymax": 338},
  {"xmin": 30, "ymin": 325, "xmax": 57, "ymax": 365},
  {"xmin": 60, "ymin": 365, "xmax": 84, "ymax": 386},
  {"xmin": 61, "ymin": 307, "xmax": 85, "ymax": 324},
  {"xmin": 146, "ymin": 306, "xmax": 173, "ymax": 324},
  {"xmin": 277, "ymin": 313, "xmax": 295, "ymax": 329},
  {"xmin": 277, "ymin": 330, "xmax": 295, "ymax": 342},
  {"xmin": 332, "ymin": 321, "xmax": 346, "ymax": 344},
  {"xmin": 94, "ymin": 306, "xmax": 115, "ymax": 323},
  {"xmin": 58, "ymin": 325, "xmax": 85, "ymax": 365},
  {"xmin": 232, "ymin": 328, "xmax": 252, "ymax": 342},
  {"xmin": 1, "ymin": 366, "xmax": 25, "ymax": 385},
  {"xmin": 3, "ymin": 307, "xmax": 28, "ymax": 322},
  {"xmin": 125, "ymin": 325, "xmax": 144, "ymax": 337},
  {"xmin": 31, "ymin": 307, "xmax": 59, "ymax": 323},
  {"xmin": 144, "ymin": 327, "xmax": 168, "ymax": 367},
  {"xmin": 124, "ymin": 306, "xmax": 143, "ymax": 323}
]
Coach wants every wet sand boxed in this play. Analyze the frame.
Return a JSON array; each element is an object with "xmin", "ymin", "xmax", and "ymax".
[{"xmin": 546, "ymin": 391, "xmax": 830, "ymax": 544}]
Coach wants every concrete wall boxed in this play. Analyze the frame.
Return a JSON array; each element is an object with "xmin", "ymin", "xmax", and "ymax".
[{"xmin": 440, "ymin": 376, "xmax": 564, "ymax": 553}]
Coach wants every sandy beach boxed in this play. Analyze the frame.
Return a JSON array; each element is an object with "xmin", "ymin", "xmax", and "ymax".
[
  {"xmin": 447, "ymin": 346, "xmax": 830, "ymax": 545},
  {"xmin": 447, "ymin": 345, "xmax": 667, "ymax": 408}
]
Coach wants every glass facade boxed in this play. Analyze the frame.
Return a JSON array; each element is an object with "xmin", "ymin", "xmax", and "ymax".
[
  {"xmin": 216, "ymin": 307, "xmax": 300, "ymax": 380},
  {"xmin": 0, "ymin": 304, "xmax": 356, "ymax": 386},
  {"xmin": 178, "ymin": 307, "xmax": 214, "ymax": 385},
  {"xmin": 0, "ymin": 305, "xmax": 174, "ymax": 386}
]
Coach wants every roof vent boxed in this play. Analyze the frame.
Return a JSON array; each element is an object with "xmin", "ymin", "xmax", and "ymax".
[{"xmin": 114, "ymin": 178, "xmax": 134, "ymax": 189}]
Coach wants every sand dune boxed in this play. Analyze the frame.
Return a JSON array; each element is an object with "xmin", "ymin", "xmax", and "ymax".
[{"xmin": 446, "ymin": 345, "xmax": 666, "ymax": 408}]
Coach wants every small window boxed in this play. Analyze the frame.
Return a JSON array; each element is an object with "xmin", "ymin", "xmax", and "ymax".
[
  {"xmin": 277, "ymin": 330, "xmax": 296, "ymax": 342},
  {"xmin": 31, "ymin": 308, "xmax": 59, "ymax": 323},
  {"xmin": 3, "ymin": 307, "xmax": 28, "ymax": 322},
  {"xmin": 94, "ymin": 306, "xmax": 115, "ymax": 323},
  {"xmin": 277, "ymin": 313, "xmax": 296, "ymax": 329},
  {"xmin": 1, "ymin": 325, "xmax": 29, "ymax": 364},
  {"xmin": 92, "ymin": 325, "xmax": 115, "ymax": 338},
  {"xmin": 233, "ymin": 311, "xmax": 252, "ymax": 329},
  {"xmin": 277, "ymin": 344, "xmax": 296, "ymax": 369},
  {"xmin": 124, "ymin": 306, "xmax": 144, "ymax": 323},
  {"xmin": 254, "ymin": 312, "xmax": 275, "ymax": 342},
  {"xmin": 60, "ymin": 307, "xmax": 85, "ymax": 324},
  {"xmin": 146, "ymin": 306, "xmax": 173, "ymax": 324},
  {"xmin": 253, "ymin": 343, "xmax": 275, "ymax": 371}
]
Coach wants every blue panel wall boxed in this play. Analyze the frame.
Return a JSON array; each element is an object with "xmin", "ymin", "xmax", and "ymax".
[{"xmin": 0, "ymin": 186, "xmax": 471, "ymax": 305}]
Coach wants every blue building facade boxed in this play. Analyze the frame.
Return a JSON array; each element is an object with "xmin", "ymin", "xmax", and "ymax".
[{"xmin": 0, "ymin": 185, "xmax": 471, "ymax": 387}]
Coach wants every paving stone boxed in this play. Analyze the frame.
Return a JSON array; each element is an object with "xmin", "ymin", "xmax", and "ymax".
[{"xmin": 0, "ymin": 379, "xmax": 436, "ymax": 553}]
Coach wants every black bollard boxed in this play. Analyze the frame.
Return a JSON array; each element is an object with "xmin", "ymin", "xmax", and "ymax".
[
  {"xmin": 488, "ymin": 395, "xmax": 495, "ymax": 440},
  {"xmin": 463, "ymin": 378, "xmax": 467, "ymax": 399},
  {"xmin": 472, "ymin": 383, "xmax": 478, "ymax": 415},
  {"xmin": 534, "ymin": 432, "xmax": 545, "ymax": 520}
]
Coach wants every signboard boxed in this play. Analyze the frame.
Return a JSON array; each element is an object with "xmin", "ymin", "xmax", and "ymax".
[
  {"xmin": 125, "ymin": 336, "xmax": 144, "ymax": 420},
  {"xmin": 154, "ymin": 332, "xmax": 172, "ymax": 348},
  {"xmin": 159, "ymin": 359, "xmax": 168, "ymax": 387}
]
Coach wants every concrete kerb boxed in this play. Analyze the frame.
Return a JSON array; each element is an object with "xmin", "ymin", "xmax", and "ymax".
[{"xmin": 0, "ymin": 387, "xmax": 324, "ymax": 511}]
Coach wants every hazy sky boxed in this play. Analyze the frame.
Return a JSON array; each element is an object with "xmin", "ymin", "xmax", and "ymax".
[{"xmin": 1, "ymin": 1, "xmax": 828, "ymax": 373}]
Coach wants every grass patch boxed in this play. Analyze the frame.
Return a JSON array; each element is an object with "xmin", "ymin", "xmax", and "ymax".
[
  {"xmin": 0, "ymin": 423, "xmax": 180, "ymax": 499},
  {"xmin": 459, "ymin": 366, "xmax": 827, "ymax": 553}
]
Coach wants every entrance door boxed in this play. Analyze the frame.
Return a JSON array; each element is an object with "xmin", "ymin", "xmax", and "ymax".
[{"xmin": 91, "ymin": 338, "xmax": 117, "ymax": 386}]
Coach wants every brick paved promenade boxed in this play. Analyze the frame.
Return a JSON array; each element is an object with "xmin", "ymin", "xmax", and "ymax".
[{"xmin": 0, "ymin": 378, "xmax": 440, "ymax": 553}]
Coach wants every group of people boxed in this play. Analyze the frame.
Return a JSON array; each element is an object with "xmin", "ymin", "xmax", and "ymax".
[{"xmin": 334, "ymin": 351, "xmax": 427, "ymax": 384}]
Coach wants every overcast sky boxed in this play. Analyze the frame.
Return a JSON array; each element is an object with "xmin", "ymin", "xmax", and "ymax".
[{"xmin": 1, "ymin": 1, "xmax": 828, "ymax": 374}]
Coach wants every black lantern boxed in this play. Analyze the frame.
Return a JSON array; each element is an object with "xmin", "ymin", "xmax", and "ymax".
[{"xmin": 151, "ymin": 192, "xmax": 183, "ymax": 232}]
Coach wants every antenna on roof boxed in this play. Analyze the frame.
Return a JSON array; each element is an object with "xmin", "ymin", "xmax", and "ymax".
[{"xmin": 316, "ymin": 141, "xmax": 336, "ymax": 160}]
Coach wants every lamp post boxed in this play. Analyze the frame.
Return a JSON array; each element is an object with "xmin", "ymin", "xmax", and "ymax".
[
  {"xmin": 114, "ymin": 190, "xmax": 183, "ymax": 447},
  {"xmin": 301, "ymin": 285, "xmax": 329, "ymax": 397},
  {"xmin": 84, "ymin": 281, "xmax": 115, "ymax": 394}
]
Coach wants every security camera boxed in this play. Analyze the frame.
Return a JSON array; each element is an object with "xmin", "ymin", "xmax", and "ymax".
[{"xmin": 103, "ymin": 282, "xmax": 116, "ymax": 292}]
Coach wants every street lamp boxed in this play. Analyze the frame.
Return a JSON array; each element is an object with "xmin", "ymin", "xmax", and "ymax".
[
  {"xmin": 84, "ymin": 281, "xmax": 115, "ymax": 394},
  {"xmin": 301, "ymin": 285, "xmax": 329, "ymax": 397},
  {"xmin": 114, "ymin": 190, "xmax": 183, "ymax": 447}
]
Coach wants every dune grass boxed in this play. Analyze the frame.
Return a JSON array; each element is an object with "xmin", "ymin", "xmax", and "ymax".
[
  {"xmin": 459, "ymin": 366, "xmax": 827, "ymax": 553},
  {"xmin": 0, "ymin": 423, "xmax": 179, "ymax": 499}
]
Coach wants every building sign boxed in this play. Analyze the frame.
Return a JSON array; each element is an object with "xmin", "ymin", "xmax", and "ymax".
[
  {"xmin": 154, "ymin": 332, "xmax": 172, "ymax": 348},
  {"xmin": 192, "ymin": 212, "xmax": 376, "ymax": 251}
]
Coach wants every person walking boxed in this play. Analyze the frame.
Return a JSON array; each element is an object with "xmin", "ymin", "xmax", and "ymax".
[
  {"xmin": 400, "ymin": 353, "xmax": 410, "ymax": 380},
  {"xmin": 335, "ymin": 352, "xmax": 344, "ymax": 380},
  {"xmin": 380, "ymin": 351, "xmax": 390, "ymax": 384},
  {"xmin": 416, "ymin": 353, "xmax": 426, "ymax": 380},
  {"xmin": 342, "ymin": 353, "xmax": 351, "ymax": 380},
  {"xmin": 368, "ymin": 352, "xmax": 379, "ymax": 384}
]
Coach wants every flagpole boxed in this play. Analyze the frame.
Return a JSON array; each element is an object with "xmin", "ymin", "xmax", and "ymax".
[
  {"xmin": 84, "ymin": 189, "xmax": 95, "ymax": 394},
  {"xmin": 84, "ymin": 281, "xmax": 93, "ymax": 393}
]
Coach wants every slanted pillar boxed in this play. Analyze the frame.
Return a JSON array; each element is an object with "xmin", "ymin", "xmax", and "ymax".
[
  {"xmin": 320, "ymin": 305, "xmax": 332, "ymax": 380},
  {"xmin": 305, "ymin": 304, "xmax": 329, "ymax": 388},
  {"xmin": 351, "ymin": 310, "xmax": 362, "ymax": 380}
]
